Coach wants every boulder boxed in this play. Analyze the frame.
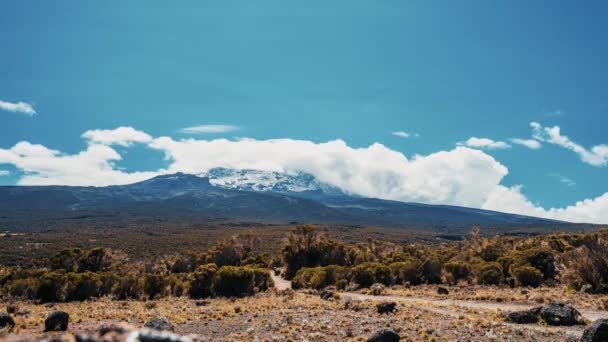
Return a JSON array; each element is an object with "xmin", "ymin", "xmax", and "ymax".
[
  {"xmin": 44, "ymin": 310, "xmax": 69, "ymax": 331},
  {"xmin": 376, "ymin": 302, "xmax": 397, "ymax": 314},
  {"xmin": 539, "ymin": 302, "xmax": 585, "ymax": 326},
  {"xmin": 0, "ymin": 312, "xmax": 16, "ymax": 332},
  {"xmin": 437, "ymin": 286, "xmax": 449, "ymax": 295},
  {"xmin": 504, "ymin": 307, "xmax": 541, "ymax": 324},
  {"xmin": 369, "ymin": 283, "xmax": 386, "ymax": 296},
  {"xmin": 144, "ymin": 317, "xmax": 174, "ymax": 332},
  {"xmin": 367, "ymin": 328, "xmax": 400, "ymax": 342},
  {"xmin": 581, "ymin": 319, "xmax": 608, "ymax": 342}
]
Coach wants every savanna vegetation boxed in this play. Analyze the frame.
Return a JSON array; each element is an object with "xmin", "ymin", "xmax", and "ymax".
[
  {"xmin": 1, "ymin": 224, "xmax": 607, "ymax": 304},
  {"xmin": 285, "ymin": 225, "xmax": 608, "ymax": 294}
]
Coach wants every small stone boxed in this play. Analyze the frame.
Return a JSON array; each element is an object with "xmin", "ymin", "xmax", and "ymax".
[
  {"xmin": 504, "ymin": 307, "xmax": 541, "ymax": 324},
  {"xmin": 376, "ymin": 302, "xmax": 397, "ymax": 314},
  {"xmin": 144, "ymin": 317, "xmax": 174, "ymax": 332},
  {"xmin": 437, "ymin": 286, "xmax": 449, "ymax": 295},
  {"xmin": 367, "ymin": 328, "xmax": 400, "ymax": 342}
]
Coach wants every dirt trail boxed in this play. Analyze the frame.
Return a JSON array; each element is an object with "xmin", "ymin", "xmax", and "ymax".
[
  {"xmin": 273, "ymin": 274, "xmax": 607, "ymax": 337},
  {"xmin": 270, "ymin": 270, "xmax": 292, "ymax": 291}
]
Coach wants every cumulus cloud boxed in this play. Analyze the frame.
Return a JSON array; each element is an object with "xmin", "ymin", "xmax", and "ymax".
[
  {"xmin": 150, "ymin": 137, "xmax": 507, "ymax": 208},
  {"xmin": 82, "ymin": 127, "xmax": 153, "ymax": 146},
  {"xmin": 458, "ymin": 137, "xmax": 511, "ymax": 150},
  {"xmin": 531, "ymin": 122, "xmax": 608, "ymax": 167},
  {"xmin": 0, "ymin": 141, "xmax": 158, "ymax": 186},
  {"xmin": 0, "ymin": 100, "xmax": 36, "ymax": 116},
  {"xmin": 178, "ymin": 125, "xmax": 240, "ymax": 134},
  {"xmin": 483, "ymin": 185, "xmax": 608, "ymax": 224},
  {"xmin": 0, "ymin": 170, "xmax": 9, "ymax": 176},
  {"xmin": 510, "ymin": 138, "xmax": 541, "ymax": 149},
  {"xmin": 1, "ymin": 127, "xmax": 607, "ymax": 223}
]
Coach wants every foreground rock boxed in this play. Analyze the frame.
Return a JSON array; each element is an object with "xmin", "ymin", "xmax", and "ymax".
[
  {"xmin": 376, "ymin": 302, "xmax": 397, "ymax": 314},
  {"xmin": 0, "ymin": 312, "xmax": 16, "ymax": 332},
  {"xmin": 44, "ymin": 311, "xmax": 69, "ymax": 332},
  {"xmin": 581, "ymin": 319, "xmax": 608, "ymax": 342},
  {"xmin": 144, "ymin": 317, "xmax": 175, "ymax": 332},
  {"xmin": 367, "ymin": 328, "xmax": 400, "ymax": 342},
  {"xmin": 504, "ymin": 307, "xmax": 540, "ymax": 324},
  {"xmin": 539, "ymin": 302, "xmax": 585, "ymax": 326}
]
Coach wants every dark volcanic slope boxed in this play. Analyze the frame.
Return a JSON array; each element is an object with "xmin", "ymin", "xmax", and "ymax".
[{"xmin": 0, "ymin": 173, "xmax": 568, "ymax": 229}]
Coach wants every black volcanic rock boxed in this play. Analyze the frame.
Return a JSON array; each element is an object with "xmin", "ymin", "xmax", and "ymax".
[
  {"xmin": 581, "ymin": 319, "xmax": 608, "ymax": 342},
  {"xmin": 44, "ymin": 310, "xmax": 69, "ymax": 331}
]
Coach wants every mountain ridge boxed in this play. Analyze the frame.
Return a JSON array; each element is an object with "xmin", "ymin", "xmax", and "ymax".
[{"xmin": 0, "ymin": 170, "xmax": 573, "ymax": 228}]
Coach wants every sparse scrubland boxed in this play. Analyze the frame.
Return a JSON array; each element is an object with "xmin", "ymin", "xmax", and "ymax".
[{"xmin": 1, "ymin": 225, "xmax": 608, "ymax": 341}]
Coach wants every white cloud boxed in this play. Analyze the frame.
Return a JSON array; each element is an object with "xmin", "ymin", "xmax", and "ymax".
[
  {"xmin": 0, "ymin": 127, "xmax": 607, "ymax": 223},
  {"xmin": 531, "ymin": 122, "xmax": 608, "ymax": 167},
  {"xmin": 178, "ymin": 125, "xmax": 240, "ymax": 134},
  {"xmin": 0, "ymin": 170, "xmax": 9, "ymax": 176},
  {"xmin": 392, "ymin": 131, "xmax": 410, "ymax": 138},
  {"xmin": 0, "ymin": 100, "xmax": 36, "ymax": 116},
  {"xmin": 81, "ymin": 127, "xmax": 152, "ymax": 146},
  {"xmin": 0, "ymin": 141, "xmax": 158, "ymax": 186},
  {"xmin": 483, "ymin": 185, "xmax": 608, "ymax": 224},
  {"xmin": 150, "ymin": 137, "xmax": 507, "ymax": 208},
  {"xmin": 510, "ymin": 138, "xmax": 542, "ymax": 149},
  {"xmin": 459, "ymin": 137, "xmax": 511, "ymax": 149}
]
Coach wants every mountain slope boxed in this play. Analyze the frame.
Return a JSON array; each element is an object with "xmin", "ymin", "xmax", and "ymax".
[{"xmin": 0, "ymin": 171, "xmax": 566, "ymax": 227}]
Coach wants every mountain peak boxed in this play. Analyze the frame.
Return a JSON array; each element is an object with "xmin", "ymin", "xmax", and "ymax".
[{"xmin": 128, "ymin": 172, "xmax": 211, "ymax": 191}]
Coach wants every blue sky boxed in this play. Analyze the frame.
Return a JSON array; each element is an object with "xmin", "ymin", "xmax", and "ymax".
[{"xmin": 1, "ymin": 1, "xmax": 607, "ymax": 222}]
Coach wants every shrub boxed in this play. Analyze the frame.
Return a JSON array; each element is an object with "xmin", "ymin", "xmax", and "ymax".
[
  {"xmin": 513, "ymin": 266, "xmax": 543, "ymax": 287},
  {"xmin": 142, "ymin": 274, "xmax": 165, "ymax": 300},
  {"xmin": 7, "ymin": 278, "xmax": 37, "ymax": 299},
  {"xmin": 521, "ymin": 247, "xmax": 557, "ymax": 280},
  {"xmin": 252, "ymin": 268, "xmax": 273, "ymax": 292},
  {"xmin": 49, "ymin": 248, "xmax": 82, "ymax": 272},
  {"xmin": 560, "ymin": 232, "xmax": 608, "ymax": 293},
  {"xmin": 292, "ymin": 267, "xmax": 328, "ymax": 290},
  {"xmin": 352, "ymin": 263, "xmax": 390, "ymax": 288},
  {"xmin": 212, "ymin": 266, "xmax": 255, "ymax": 297},
  {"xmin": 64, "ymin": 272, "xmax": 102, "ymax": 301},
  {"xmin": 188, "ymin": 263, "xmax": 218, "ymax": 299},
  {"xmin": 389, "ymin": 261, "xmax": 421, "ymax": 285},
  {"xmin": 475, "ymin": 262, "xmax": 503, "ymax": 285},
  {"xmin": 443, "ymin": 261, "xmax": 472, "ymax": 284},
  {"xmin": 420, "ymin": 259, "xmax": 442, "ymax": 284},
  {"xmin": 36, "ymin": 272, "xmax": 66, "ymax": 302},
  {"xmin": 113, "ymin": 275, "xmax": 142, "ymax": 300}
]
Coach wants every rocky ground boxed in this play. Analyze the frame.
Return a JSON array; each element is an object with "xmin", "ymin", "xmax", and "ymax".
[{"xmin": 1, "ymin": 284, "xmax": 607, "ymax": 341}]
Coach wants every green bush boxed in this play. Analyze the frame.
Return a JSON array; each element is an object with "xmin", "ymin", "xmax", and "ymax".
[
  {"xmin": 292, "ymin": 267, "xmax": 328, "ymax": 290},
  {"xmin": 36, "ymin": 272, "xmax": 66, "ymax": 303},
  {"xmin": 389, "ymin": 261, "xmax": 421, "ymax": 285},
  {"xmin": 188, "ymin": 263, "xmax": 218, "ymax": 299},
  {"xmin": 112, "ymin": 275, "xmax": 142, "ymax": 300},
  {"xmin": 252, "ymin": 268, "xmax": 273, "ymax": 292},
  {"xmin": 420, "ymin": 259, "xmax": 442, "ymax": 284},
  {"xmin": 513, "ymin": 265, "xmax": 543, "ymax": 287},
  {"xmin": 352, "ymin": 263, "xmax": 390, "ymax": 288},
  {"xmin": 443, "ymin": 261, "xmax": 472, "ymax": 283},
  {"xmin": 212, "ymin": 266, "xmax": 255, "ymax": 297},
  {"xmin": 64, "ymin": 272, "xmax": 102, "ymax": 301},
  {"xmin": 142, "ymin": 274, "xmax": 165, "ymax": 300},
  {"xmin": 475, "ymin": 262, "xmax": 503, "ymax": 285},
  {"xmin": 49, "ymin": 248, "xmax": 82, "ymax": 272}
]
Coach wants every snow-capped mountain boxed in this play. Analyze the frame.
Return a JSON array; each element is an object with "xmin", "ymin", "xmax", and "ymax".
[{"xmin": 204, "ymin": 167, "xmax": 348, "ymax": 199}]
